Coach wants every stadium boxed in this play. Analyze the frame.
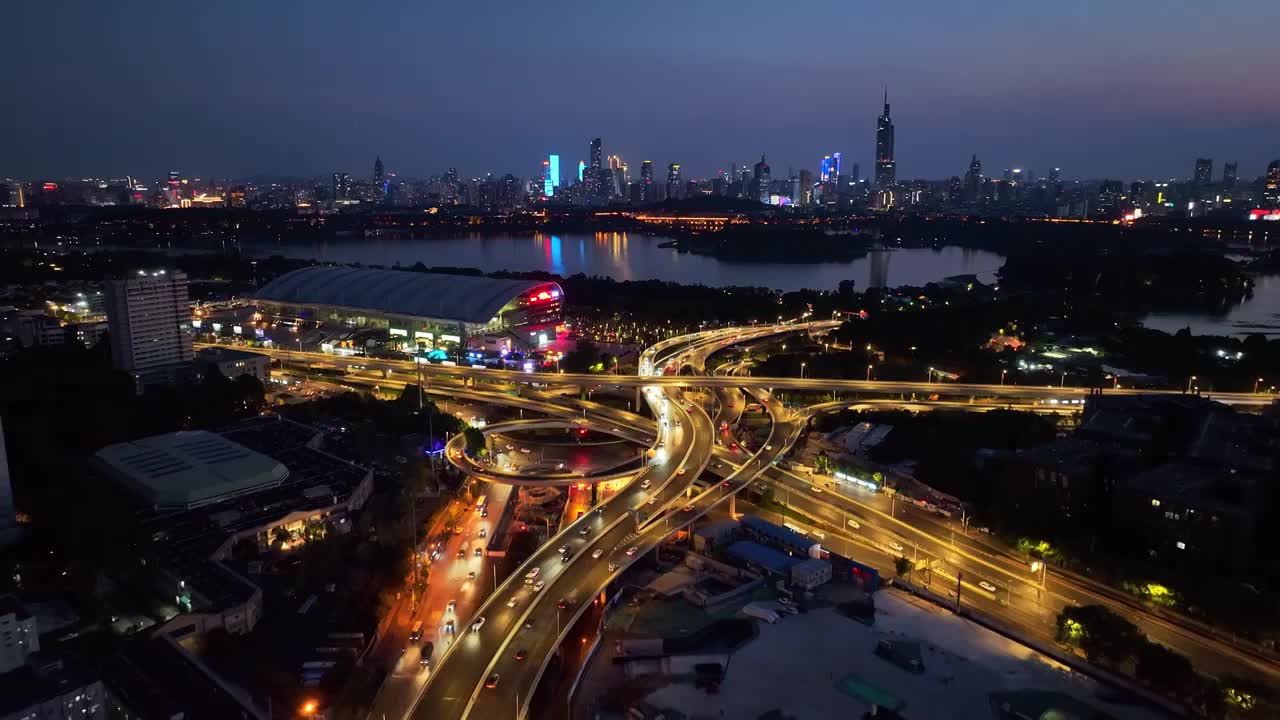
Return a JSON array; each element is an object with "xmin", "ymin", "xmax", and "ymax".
[{"xmin": 254, "ymin": 266, "xmax": 564, "ymax": 352}]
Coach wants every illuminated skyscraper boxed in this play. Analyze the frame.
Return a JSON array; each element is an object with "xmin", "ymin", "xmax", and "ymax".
[
  {"xmin": 666, "ymin": 163, "xmax": 682, "ymax": 200},
  {"xmin": 640, "ymin": 160, "xmax": 654, "ymax": 202},
  {"xmin": 578, "ymin": 161, "xmax": 585, "ymax": 183},
  {"xmin": 1193, "ymin": 158, "xmax": 1213, "ymax": 186},
  {"xmin": 1265, "ymin": 160, "xmax": 1280, "ymax": 204},
  {"xmin": 874, "ymin": 89, "xmax": 896, "ymax": 187},
  {"xmin": 544, "ymin": 154, "xmax": 561, "ymax": 196},
  {"xmin": 590, "ymin": 138, "xmax": 602, "ymax": 171},
  {"xmin": 331, "ymin": 172, "xmax": 351, "ymax": 200},
  {"xmin": 820, "ymin": 152, "xmax": 842, "ymax": 182}
]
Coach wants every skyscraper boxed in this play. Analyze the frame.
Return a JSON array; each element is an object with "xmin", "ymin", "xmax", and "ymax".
[
  {"xmin": 640, "ymin": 160, "xmax": 654, "ymax": 202},
  {"xmin": 1265, "ymin": 160, "xmax": 1280, "ymax": 204},
  {"xmin": 1049, "ymin": 167, "xmax": 1061, "ymax": 184},
  {"xmin": 373, "ymin": 156, "xmax": 385, "ymax": 185},
  {"xmin": 106, "ymin": 270, "xmax": 194, "ymax": 386},
  {"xmin": 544, "ymin": 154, "xmax": 561, "ymax": 196},
  {"xmin": 753, "ymin": 155, "xmax": 771, "ymax": 202},
  {"xmin": 964, "ymin": 154, "xmax": 983, "ymax": 200},
  {"xmin": 1223, "ymin": 162, "xmax": 1238, "ymax": 187},
  {"xmin": 666, "ymin": 163, "xmax": 682, "ymax": 200},
  {"xmin": 820, "ymin": 152, "xmax": 842, "ymax": 182},
  {"xmin": 331, "ymin": 172, "xmax": 351, "ymax": 200},
  {"xmin": 590, "ymin": 138, "xmax": 602, "ymax": 171},
  {"xmin": 874, "ymin": 89, "xmax": 896, "ymax": 187},
  {"xmin": 1193, "ymin": 158, "xmax": 1213, "ymax": 186}
]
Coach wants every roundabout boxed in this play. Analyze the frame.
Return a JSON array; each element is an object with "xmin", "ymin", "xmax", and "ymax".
[{"xmin": 445, "ymin": 417, "xmax": 658, "ymax": 486}]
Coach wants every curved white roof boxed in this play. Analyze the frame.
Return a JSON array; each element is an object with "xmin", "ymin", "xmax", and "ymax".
[{"xmin": 255, "ymin": 267, "xmax": 561, "ymax": 325}]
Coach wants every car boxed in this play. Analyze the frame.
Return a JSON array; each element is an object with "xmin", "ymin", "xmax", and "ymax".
[
  {"xmin": 524, "ymin": 619, "xmax": 535, "ymax": 630},
  {"xmin": 810, "ymin": 485, "xmax": 823, "ymax": 494},
  {"xmin": 730, "ymin": 443, "xmax": 739, "ymax": 451},
  {"xmin": 722, "ymin": 480, "xmax": 733, "ymax": 488},
  {"xmin": 474, "ymin": 547, "xmax": 483, "ymax": 557},
  {"xmin": 478, "ymin": 528, "xmax": 487, "ymax": 538},
  {"xmin": 847, "ymin": 519, "xmax": 861, "ymax": 530},
  {"xmin": 485, "ymin": 673, "xmax": 500, "ymax": 689},
  {"xmin": 640, "ymin": 479, "xmax": 652, "ymax": 489},
  {"xmin": 472, "ymin": 617, "xmax": 486, "ymax": 632},
  {"xmin": 505, "ymin": 444, "xmax": 514, "ymax": 451},
  {"xmin": 419, "ymin": 656, "xmax": 432, "ymax": 668},
  {"xmin": 561, "ymin": 551, "xmax": 573, "ymax": 563},
  {"xmin": 647, "ymin": 496, "xmax": 658, "ymax": 505},
  {"xmin": 765, "ymin": 445, "xmax": 773, "ymax": 451},
  {"xmin": 456, "ymin": 549, "xmax": 466, "ymax": 559},
  {"xmin": 467, "ymin": 571, "xmax": 476, "ymax": 580},
  {"xmin": 519, "ymin": 448, "xmax": 531, "ymax": 454},
  {"xmin": 556, "ymin": 598, "xmax": 570, "ymax": 609},
  {"xmin": 525, "ymin": 568, "xmax": 540, "ymax": 583},
  {"xmin": 481, "ymin": 509, "xmax": 488, "ymax": 518},
  {"xmin": 888, "ymin": 542, "xmax": 904, "ymax": 553},
  {"xmin": 558, "ymin": 545, "xmax": 569, "ymax": 555},
  {"xmin": 608, "ymin": 561, "xmax": 619, "ymax": 572},
  {"xmin": 676, "ymin": 467, "xmax": 687, "ymax": 476},
  {"xmin": 682, "ymin": 504, "xmax": 694, "ymax": 513},
  {"xmin": 626, "ymin": 546, "xmax": 639, "ymax": 557},
  {"xmin": 444, "ymin": 619, "xmax": 455, "ymax": 634},
  {"xmin": 978, "ymin": 581, "xmax": 999, "ymax": 593},
  {"xmin": 591, "ymin": 548, "xmax": 604, "ymax": 559},
  {"xmin": 578, "ymin": 526, "xmax": 590, "ymax": 536},
  {"xmin": 533, "ymin": 580, "xmax": 545, "ymax": 592},
  {"xmin": 777, "ymin": 596, "xmax": 794, "ymax": 606},
  {"xmin": 446, "ymin": 599, "xmax": 456, "ymax": 613}
]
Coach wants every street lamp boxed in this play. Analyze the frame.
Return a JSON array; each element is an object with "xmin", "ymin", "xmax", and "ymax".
[
  {"xmin": 927, "ymin": 367, "xmax": 934, "ymax": 383},
  {"xmin": 1186, "ymin": 375, "xmax": 1196, "ymax": 393},
  {"xmin": 866, "ymin": 364, "xmax": 873, "ymax": 382},
  {"xmin": 800, "ymin": 362, "xmax": 806, "ymax": 380},
  {"xmin": 1255, "ymin": 378, "xmax": 1264, "ymax": 394},
  {"xmin": 1000, "ymin": 369, "xmax": 1007, "ymax": 385}
]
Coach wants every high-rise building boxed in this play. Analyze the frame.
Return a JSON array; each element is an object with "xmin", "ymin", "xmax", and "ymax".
[
  {"xmin": 105, "ymin": 270, "xmax": 194, "ymax": 386},
  {"xmin": 798, "ymin": 169, "xmax": 814, "ymax": 206},
  {"xmin": 820, "ymin": 153, "xmax": 843, "ymax": 182},
  {"xmin": 964, "ymin": 154, "xmax": 983, "ymax": 200},
  {"xmin": 0, "ymin": 592, "xmax": 38, "ymax": 672},
  {"xmin": 373, "ymin": 156, "xmax": 385, "ymax": 185},
  {"xmin": 590, "ymin": 138, "xmax": 602, "ymax": 171},
  {"xmin": 1049, "ymin": 167, "xmax": 1061, "ymax": 184},
  {"xmin": 874, "ymin": 89, "xmax": 896, "ymax": 187},
  {"xmin": 1193, "ymin": 158, "xmax": 1213, "ymax": 186},
  {"xmin": 577, "ymin": 161, "xmax": 586, "ymax": 183},
  {"xmin": 1266, "ymin": 160, "xmax": 1280, "ymax": 204},
  {"xmin": 331, "ymin": 172, "xmax": 351, "ymax": 200},
  {"xmin": 0, "ymin": 417, "xmax": 19, "ymax": 546},
  {"xmin": 640, "ymin": 161, "xmax": 654, "ymax": 202},
  {"xmin": 1223, "ymin": 162, "xmax": 1238, "ymax": 187},
  {"xmin": 543, "ymin": 154, "xmax": 561, "ymax": 196},
  {"xmin": 752, "ymin": 155, "xmax": 771, "ymax": 202},
  {"xmin": 666, "ymin": 163, "xmax": 682, "ymax": 200}
]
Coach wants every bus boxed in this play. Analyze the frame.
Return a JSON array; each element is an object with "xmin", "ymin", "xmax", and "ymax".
[{"xmin": 475, "ymin": 495, "xmax": 489, "ymax": 514}]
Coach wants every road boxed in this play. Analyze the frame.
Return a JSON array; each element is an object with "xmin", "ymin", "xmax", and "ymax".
[{"xmin": 330, "ymin": 319, "xmax": 1279, "ymax": 719}]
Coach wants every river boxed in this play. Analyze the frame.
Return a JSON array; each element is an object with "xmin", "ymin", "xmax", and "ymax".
[
  {"xmin": 241, "ymin": 232, "xmax": 1004, "ymax": 293},
  {"xmin": 1141, "ymin": 272, "xmax": 1280, "ymax": 338}
]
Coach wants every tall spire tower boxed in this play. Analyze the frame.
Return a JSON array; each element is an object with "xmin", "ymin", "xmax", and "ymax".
[{"xmin": 874, "ymin": 87, "xmax": 896, "ymax": 188}]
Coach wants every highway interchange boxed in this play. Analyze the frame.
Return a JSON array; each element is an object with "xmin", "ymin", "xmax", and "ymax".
[{"xmin": 212, "ymin": 321, "xmax": 1280, "ymax": 719}]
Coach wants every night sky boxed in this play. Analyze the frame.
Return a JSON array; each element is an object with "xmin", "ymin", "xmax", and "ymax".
[{"xmin": 6, "ymin": 1, "xmax": 1278, "ymax": 181}]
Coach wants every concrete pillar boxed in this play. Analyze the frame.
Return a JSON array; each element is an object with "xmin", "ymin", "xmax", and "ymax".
[
  {"xmin": 729, "ymin": 493, "xmax": 736, "ymax": 517},
  {"xmin": 635, "ymin": 386, "xmax": 643, "ymax": 412},
  {"xmin": 591, "ymin": 483, "xmax": 599, "ymax": 505}
]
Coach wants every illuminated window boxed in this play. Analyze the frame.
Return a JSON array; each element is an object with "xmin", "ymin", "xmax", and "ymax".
[{"xmin": 1150, "ymin": 498, "xmax": 1160, "ymax": 507}]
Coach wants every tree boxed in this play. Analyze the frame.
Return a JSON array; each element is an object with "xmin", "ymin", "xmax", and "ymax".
[
  {"xmin": 560, "ymin": 340, "xmax": 600, "ymax": 373},
  {"xmin": 462, "ymin": 427, "xmax": 487, "ymax": 457},
  {"xmin": 1055, "ymin": 605, "xmax": 1144, "ymax": 666},
  {"xmin": 894, "ymin": 556, "xmax": 912, "ymax": 580},
  {"xmin": 1135, "ymin": 641, "xmax": 1196, "ymax": 696},
  {"xmin": 272, "ymin": 525, "xmax": 293, "ymax": 550}
]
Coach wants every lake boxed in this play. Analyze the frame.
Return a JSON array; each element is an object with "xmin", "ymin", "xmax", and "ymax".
[
  {"xmin": 241, "ymin": 232, "xmax": 1005, "ymax": 293},
  {"xmin": 1141, "ymin": 272, "xmax": 1280, "ymax": 338}
]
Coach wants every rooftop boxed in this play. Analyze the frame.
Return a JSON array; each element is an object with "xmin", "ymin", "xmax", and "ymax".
[
  {"xmin": 255, "ymin": 266, "xmax": 562, "ymax": 325},
  {"xmin": 725, "ymin": 540, "xmax": 801, "ymax": 575},
  {"xmin": 94, "ymin": 430, "xmax": 289, "ymax": 510}
]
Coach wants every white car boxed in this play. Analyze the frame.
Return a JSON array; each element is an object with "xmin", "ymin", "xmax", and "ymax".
[
  {"xmin": 472, "ymin": 617, "xmax": 485, "ymax": 632},
  {"xmin": 888, "ymin": 542, "xmax": 905, "ymax": 554},
  {"xmin": 647, "ymin": 496, "xmax": 658, "ymax": 505},
  {"xmin": 506, "ymin": 596, "xmax": 519, "ymax": 608},
  {"xmin": 640, "ymin": 479, "xmax": 652, "ymax": 489},
  {"xmin": 532, "ymin": 580, "xmax": 545, "ymax": 592},
  {"xmin": 591, "ymin": 548, "xmax": 604, "ymax": 559},
  {"xmin": 847, "ymin": 519, "xmax": 861, "ymax": 530},
  {"xmin": 978, "ymin": 581, "xmax": 998, "ymax": 594},
  {"xmin": 524, "ymin": 568, "xmax": 540, "ymax": 583},
  {"xmin": 625, "ymin": 546, "xmax": 639, "ymax": 557},
  {"xmin": 446, "ymin": 599, "xmax": 456, "ymax": 613}
]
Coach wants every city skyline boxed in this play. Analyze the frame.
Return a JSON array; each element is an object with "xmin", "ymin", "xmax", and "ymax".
[{"xmin": 5, "ymin": 2, "xmax": 1279, "ymax": 181}]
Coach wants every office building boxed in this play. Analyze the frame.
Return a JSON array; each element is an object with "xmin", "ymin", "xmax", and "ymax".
[
  {"xmin": 1049, "ymin": 167, "xmax": 1061, "ymax": 184},
  {"xmin": 1193, "ymin": 158, "xmax": 1213, "ymax": 186},
  {"xmin": 1222, "ymin": 162, "xmax": 1237, "ymax": 187},
  {"xmin": 820, "ymin": 152, "xmax": 842, "ymax": 182},
  {"xmin": 331, "ymin": 172, "xmax": 351, "ymax": 201},
  {"xmin": 666, "ymin": 163, "xmax": 682, "ymax": 200},
  {"xmin": 752, "ymin": 155, "xmax": 770, "ymax": 202},
  {"xmin": 196, "ymin": 347, "xmax": 271, "ymax": 383},
  {"xmin": 874, "ymin": 89, "xmax": 896, "ymax": 187},
  {"xmin": 373, "ymin": 156, "xmax": 385, "ymax": 186},
  {"xmin": 639, "ymin": 160, "xmax": 654, "ymax": 202},
  {"xmin": 1266, "ymin": 160, "xmax": 1280, "ymax": 204},
  {"xmin": 105, "ymin": 271, "xmax": 194, "ymax": 386},
  {"xmin": 964, "ymin": 154, "xmax": 983, "ymax": 200}
]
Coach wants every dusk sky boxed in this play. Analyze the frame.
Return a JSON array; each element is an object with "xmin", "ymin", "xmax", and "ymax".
[{"xmin": 6, "ymin": 1, "xmax": 1279, "ymax": 182}]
